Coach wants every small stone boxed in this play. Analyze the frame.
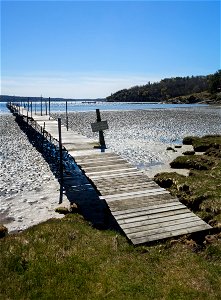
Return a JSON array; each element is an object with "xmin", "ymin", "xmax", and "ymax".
[
  {"xmin": 55, "ymin": 207, "xmax": 70, "ymax": 215},
  {"xmin": 205, "ymin": 235, "xmax": 216, "ymax": 244},
  {"xmin": 166, "ymin": 146, "xmax": 175, "ymax": 151},
  {"xmin": 70, "ymin": 203, "xmax": 78, "ymax": 213},
  {"xmin": 183, "ymin": 150, "xmax": 195, "ymax": 155}
]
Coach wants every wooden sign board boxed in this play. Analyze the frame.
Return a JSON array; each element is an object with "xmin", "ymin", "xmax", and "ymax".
[{"xmin": 91, "ymin": 120, "xmax": 108, "ymax": 132}]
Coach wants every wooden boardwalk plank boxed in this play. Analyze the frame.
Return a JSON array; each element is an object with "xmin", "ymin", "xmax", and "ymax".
[
  {"xmin": 81, "ymin": 162, "xmax": 132, "ymax": 172},
  {"xmin": 120, "ymin": 212, "xmax": 197, "ymax": 230},
  {"xmin": 123, "ymin": 216, "xmax": 203, "ymax": 235},
  {"xmin": 108, "ymin": 194, "xmax": 178, "ymax": 212},
  {"xmin": 99, "ymin": 183, "xmax": 160, "ymax": 195},
  {"xmin": 131, "ymin": 224, "xmax": 211, "ymax": 244},
  {"xmin": 116, "ymin": 207, "xmax": 192, "ymax": 225}
]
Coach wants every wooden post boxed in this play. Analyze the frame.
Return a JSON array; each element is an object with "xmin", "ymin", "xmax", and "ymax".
[
  {"xmin": 42, "ymin": 122, "xmax": 46, "ymax": 150},
  {"xmin": 45, "ymin": 98, "xmax": 48, "ymax": 115},
  {"xmin": 41, "ymin": 95, "xmax": 43, "ymax": 116},
  {"xmin": 96, "ymin": 109, "xmax": 106, "ymax": 148},
  {"xmin": 66, "ymin": 100, "xmax": 68, "ymax": 131},
  {"xmin": 49, "ymin": 97, "xmax": 51, "ymax": 119},
  {"xmin": 58, "ymin": 118, "xmax": 63, "ymax": 203},
  {"xmin": 31, "ymin": 101, "xmax": 33, "ymax": 118}
]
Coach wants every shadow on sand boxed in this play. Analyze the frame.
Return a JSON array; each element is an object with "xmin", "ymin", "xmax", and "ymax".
[{"xmin": 12, "ymin": 111, "xmax": 121, "ymax": 232}]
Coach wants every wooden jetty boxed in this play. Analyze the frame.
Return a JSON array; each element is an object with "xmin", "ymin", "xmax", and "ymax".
[{"xmin": 9, "ymin": 104, "xmax": 212, "ymax": 245}]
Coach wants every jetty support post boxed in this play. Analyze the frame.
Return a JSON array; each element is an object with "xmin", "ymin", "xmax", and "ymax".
[
  {"xmin": 42, "ymin": 122, "xmax": 45, "ymax": 151},
  {"xmin": 66, "ymin": 100, "xmax": 68, "ymax": 131},
  {"xmin": 58, "ymin": 118, "xmax": 63, "ymax": 203},
  {"xmin": 41, "ymin": 95, "xmax": 43, "ymax": 116},
  {"xmin": 26, "ymin": 110, "xmax": 29, "ymax": 125},
  {"xmin": 45, "ymin": 98, "xmax": 48, "ymax": 115},
  {"xmin": 31, "ymin": 101, "xmax": 33, "ymax": 118},
  {"xmin": 96, "ymin": 109, "xmax": 106, "ymax": 149},
  {"xmin": 48, "ymin": 97, "xmax": 51, "ymax": 120}
]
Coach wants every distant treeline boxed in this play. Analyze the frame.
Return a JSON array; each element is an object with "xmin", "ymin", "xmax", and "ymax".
[
  {"xmin": 0, "ymin": 96, "xmax": 105, "ymax": 102},
  {"xmin": 106, "ymin": 70, "xmax": 221, "ymax": 102}
]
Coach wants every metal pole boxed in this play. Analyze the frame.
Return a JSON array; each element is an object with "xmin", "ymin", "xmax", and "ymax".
[
  {"xmin": 58, "ymin": 118, "xmax": 63, "ymax": 203},
  {"xmin": 66, "ymin": 100, "xmax": 68, "ymax": 131}
]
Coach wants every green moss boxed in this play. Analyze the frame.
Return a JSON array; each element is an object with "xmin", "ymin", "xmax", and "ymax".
[
  {"xmin": 155, "ymin": 135, "xmax": 221, "ymax": 226},
  {"xmin": 183, "ymin": 135, "xmax": 221, "ymax": 152}
]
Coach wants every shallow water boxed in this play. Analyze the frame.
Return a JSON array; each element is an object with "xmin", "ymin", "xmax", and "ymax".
[{"xmin": 0, "ymin": 100, "xmax": 210, "ymax": 114}]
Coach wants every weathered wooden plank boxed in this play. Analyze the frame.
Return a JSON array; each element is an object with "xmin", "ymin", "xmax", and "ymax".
[
  {"xmin": 131, "ymin": 223, "xmax": 211, "ymax": 244},
  {"xmin": 101, "ymin": 188, "xmax": 166, "ymax": 199},
  {"xmin": 105, "ymin": 190, "xmax": 170, "ymax": 203},
  {"xmin": 86, "ymin": 167, "xmax": 138, "ymax": 176},
  {"xmin": 112, "ymin": 202, "xmax": 184, "ymax": 220},
  {"xmin": 92, "ymin": 174, "xmax": 152, "ymax": 185},
  {"xmin": 100, "ymin": 188, "xmax": 169, "ymax": 201},
  {"xmin": 75, "ymin": 158, "xmax": 122, "ymax": 165},
  {"xmin": 123, "ymin": 215, "xmax": 203, "ymax": 234},
  {"xmin": 129, "ymin": 221, "xmax": 210, "ymax": 240},
  {"xmin": 89, "ymin": 171, "xmax": 144, "ymax": 179},
  {"xmin": 78, "ymin": 158, "xmax": 128, "ymax": 166},
  {"xmin": 116, "ymin": 207, "xmax": 190, "ymax": 225},
  {"xmin": 108, "ymin": 194, "xmax": 177, "ymax": 212},
  {"xmin": 120, "ymin": 211, "xmax": 196, "ymax": 230},
  {"xmin": 111, "ymin": 200, "xmax": 181, "ymax": 217},
  {"xmin": 74, "ymin": 153, "xmax": 119, "ymax": 162},
  {"xmin": 98, "ymin": 182, "xmax": 160, "ymax": 195},
  {"xmin": 81, "ymin": 162, "xmax": 132, "ymax": 172}
]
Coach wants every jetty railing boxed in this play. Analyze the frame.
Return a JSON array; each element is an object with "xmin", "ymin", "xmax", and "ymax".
[{"xmin": 7, "ymin": 102, "xmax": 77, "ymax": 203}]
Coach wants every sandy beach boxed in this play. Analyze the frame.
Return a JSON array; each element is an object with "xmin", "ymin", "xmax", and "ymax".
[{"xmin": 1, "ymin": 106, "xmax": 221, "ymax": 233}]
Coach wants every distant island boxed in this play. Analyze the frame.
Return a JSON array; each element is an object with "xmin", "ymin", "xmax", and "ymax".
[{"xmin": 106, "ymin": 70, "xmax": 221, "ymax": 104}]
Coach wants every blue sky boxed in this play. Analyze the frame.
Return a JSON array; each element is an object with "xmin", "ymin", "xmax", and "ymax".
[{"xmin": 1, "ymin": 0, "xmax": 220, "ymax": 98}]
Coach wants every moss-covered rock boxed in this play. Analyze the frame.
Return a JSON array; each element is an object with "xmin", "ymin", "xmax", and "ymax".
[
  {"xmin": 0, "ymin": 225, "xmax": 8, "ymax": 238},
  {"xmin": 170, "ymin": 155, "xmax": 214, "ymax": 170},
  {"xmin": 183, "ymin": 150, "xmax": 195, "ymax": 155}
]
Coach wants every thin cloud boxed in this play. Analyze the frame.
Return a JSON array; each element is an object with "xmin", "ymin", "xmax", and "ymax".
[{"xmin": 1, "ymin": 73, "xmax": 160, "ymax": 99}]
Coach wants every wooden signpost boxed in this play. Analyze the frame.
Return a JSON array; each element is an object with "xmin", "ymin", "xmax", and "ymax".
[{"xmin": 91, "ymin": 109, "xmax": 108, "ymax": 149}]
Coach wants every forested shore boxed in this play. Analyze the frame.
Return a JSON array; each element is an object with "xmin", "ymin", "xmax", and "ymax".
[{"xmin": 107, "ymin": 70, "xmax": 221, "ymax": 104}]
